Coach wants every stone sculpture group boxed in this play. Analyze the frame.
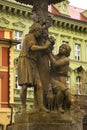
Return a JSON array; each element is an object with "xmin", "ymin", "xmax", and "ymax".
[
  {"xmin": 18, "ymin": 22, "xmax": 73, "ymax": 113},
  {"xmin": 16, "ymin": 0, "xmax": 73, "ymax": 113}
]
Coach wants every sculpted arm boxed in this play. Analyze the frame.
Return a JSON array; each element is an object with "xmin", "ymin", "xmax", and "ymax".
[
  {"xmin": 31, "ymin": 40, "xmax": 51, "ymax": 51},
  {"xmin": 49, "ymin": 53, "xmax": 69, "ymax": 66},
  {"xmin": 27, "ymin": 35, "xmax": 51, "ymax": 51}
]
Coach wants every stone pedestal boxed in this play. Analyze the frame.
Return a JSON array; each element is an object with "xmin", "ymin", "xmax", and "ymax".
[
  {"xmin": 7, "ymin": 111, "xmax": 82, "ymax": 130},
  {"xmin": 8, "ymin": 122, "xmax": 78, "ymax": 130}
]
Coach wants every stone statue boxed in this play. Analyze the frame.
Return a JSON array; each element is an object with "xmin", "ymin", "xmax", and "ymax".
[
  {"xmin": 18, "ymin": 23, "xmax": 51, "ymax": 112},
  {"xmin": 9, "ymin": 1, "xmax": 82, "ymax": 130},
  {"xmin": 16, "ymin": 0, "xmax": 65, "ymax": 99},
  {"xmin": 16, "ymin": 0, "xmax": 73, "ymax": 113},
  {"xmin": 47, "ymin": 43, "xmax": 73, "ymax": 111}
]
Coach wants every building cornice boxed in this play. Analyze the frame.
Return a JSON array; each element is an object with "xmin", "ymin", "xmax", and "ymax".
[
  {"xmin": 0, "ymin": 0, "xmax": 32, "ymax": 18},
  {"xmin": 0, "ymin": 0, "xmax": 87, "ymax": 34},
  {"xmin": 50, "ymin": 13, "xmax": 87, "ymax": 33}
]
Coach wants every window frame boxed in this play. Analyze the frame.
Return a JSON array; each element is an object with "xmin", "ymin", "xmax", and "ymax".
[
  {"xmin": 75, "ymin": 43, "xmax": 81, "ymax": 61},
  {"xmin": 14, "ymin": 31, "xmax": 23, "ymax": 50},
  {"xmin": 76, "ymin": 76, "xmax": 82, "ymax": 95}
]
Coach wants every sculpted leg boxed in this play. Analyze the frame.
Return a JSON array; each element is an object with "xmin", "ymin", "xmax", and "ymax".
[
  {"xmin": 34, "ymin": 87, "xmax": 38, "ymax": 108},
  {"xmin": 20, "ymin": 85, "xmax": 27, "ymax": 112},
  {"xmin": 35, "ymin": 81, "xmax": 49, "ymax": 112},
  {"xmin": 51, "ymin": 79, "xmax": 73, "ymax": 111},
  {"xmin": 64, "ymin": 89, "xmax": 74, "ymax": 109}
]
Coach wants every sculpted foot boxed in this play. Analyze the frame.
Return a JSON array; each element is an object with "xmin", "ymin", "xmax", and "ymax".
[
  {"xmin": 39, "ymin": 105, "xmax": 50, "ymax": 113},
  {"xmin": 58, "ymin": 107, "xmax": 65, "ymax": 113}
]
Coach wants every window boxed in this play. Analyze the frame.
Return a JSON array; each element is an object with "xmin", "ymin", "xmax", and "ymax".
[
  {"xmin": 0, "ymin": 30, "xmax": 4, "ymax": 38},
  {"xmin": 75, "ymin": 44, "xmax": 81, "ymax": 61},
  {"xmin": 76, "ymin": 76, "xmax": 82, "ymax": 95},
  {"xmin": 62, "ymin": 4, "xmax": 66, "ymax": 10},
  {"xmin": 2, "ymin": 47, "xmax": 8, "ymax": 66},
  {"xmin": 15, "ymin": 69, "xmax": 20, "ymax": 89},
  {"xmin": 14, "ymin": 31, "xmax": 22, "ymax": 50},
  {"xmin": 66, "ymin": 76, "xmax": 70, "ymax": 88},
  {"xmin": 0, "ymin": 30, "xmax": 12, "ymax": 39},
  {"xmin": 4, "ymin": 30, "xmax": 11, "ymax": 39}
]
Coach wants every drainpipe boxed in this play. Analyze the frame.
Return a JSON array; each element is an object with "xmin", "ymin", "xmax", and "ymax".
[
  {"xmin": 6, "ymin": 39, "xmax": 21, "ymax": 130},
  {"xmin": 8, "ymin": 40, "xmax": 13, "ymax": 125}
]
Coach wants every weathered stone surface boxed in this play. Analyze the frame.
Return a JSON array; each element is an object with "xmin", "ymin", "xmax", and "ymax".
[
  {"xmin": 8, "ymin": 122, "xmax": 78, "ymax": 130},
  {"xmin": 7, "ymin": 111, "xmax": 82, "ymax": 130},
  {"xmin": 15, "ymin": 111, "xmax": 73, "ymax": 124}
]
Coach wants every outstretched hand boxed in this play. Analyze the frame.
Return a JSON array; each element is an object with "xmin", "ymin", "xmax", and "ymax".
[{"xmin": 45, "ymin": 40, "xmax": 51, "ymax": 48}]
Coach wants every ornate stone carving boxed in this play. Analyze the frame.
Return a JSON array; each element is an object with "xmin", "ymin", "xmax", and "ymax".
[
  {"xmin": 12, "ymin": 21, "xmax": 26, "ymax": 28},
  {"xmin": 0, "ymin": 17, "xmax": 10, "ymax": 24}
]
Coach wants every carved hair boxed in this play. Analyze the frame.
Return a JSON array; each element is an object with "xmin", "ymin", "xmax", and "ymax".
[
  {"xmin": 59, "ymin": 44, "xmax": 71, "ymax": 56},
  {"xmin": 29, "ymin": 23, "xmax": 42, "ymax": 33}
]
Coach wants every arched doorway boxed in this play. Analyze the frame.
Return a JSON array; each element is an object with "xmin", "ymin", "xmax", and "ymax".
[{"xmin": 83, "ymin": 115, "xmax": 87, "ymax": 130}]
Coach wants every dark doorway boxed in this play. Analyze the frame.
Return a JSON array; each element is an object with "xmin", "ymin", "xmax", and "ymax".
[{"xmin": 83, "ymin": 115, "xmax": 87, "ymax": 130}]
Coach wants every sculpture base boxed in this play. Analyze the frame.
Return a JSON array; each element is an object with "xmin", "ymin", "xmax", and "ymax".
[
  {"xmin": 7, "ymin": 111, "xmax": 82, "ymax": 130},
  {"xmin": 8, "ymin": 122, "xmax": 78, "ymax": 130}
]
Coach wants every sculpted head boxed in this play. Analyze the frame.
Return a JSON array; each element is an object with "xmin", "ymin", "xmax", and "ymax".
[
  {"xmin": 59, "ymin": 44, "xmax": 71, "ymax": 56},
  {"xmin": 29, "ymin": 23, "xmax": 43, "ymax": 37}
]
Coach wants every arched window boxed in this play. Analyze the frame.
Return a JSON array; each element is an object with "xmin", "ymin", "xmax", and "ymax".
[
  {"xmin": 83, "ymin": 115, "xmax": 87, "ymax": 130},
  {"xmin": 76, "ymin": 76, "xmax": 82, "ymax": 95}
]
